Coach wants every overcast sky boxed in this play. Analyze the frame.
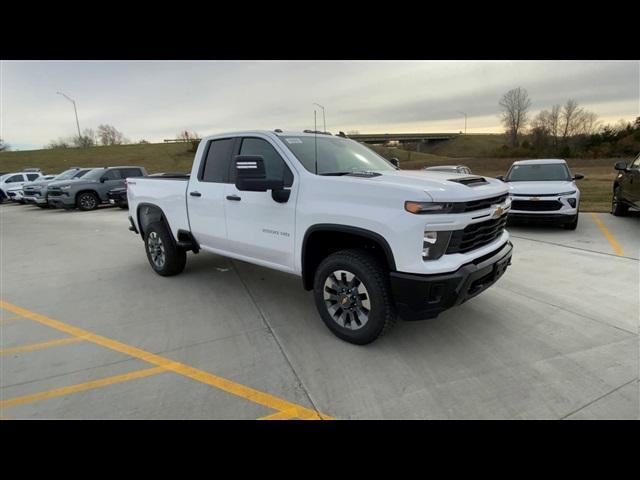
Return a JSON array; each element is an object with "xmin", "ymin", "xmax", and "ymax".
[{"xmin": 1, "ymin": 60, "xmax": 638, "ymax": 151}]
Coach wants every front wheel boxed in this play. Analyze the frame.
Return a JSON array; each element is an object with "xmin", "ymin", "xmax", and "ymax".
[
  {"xmin": 313, "ymin": 249, "xmax": 397, "ymax": 345},
  {"xmin": 77, "ymin": 192, "xmax": 99, "ymax": 211},
  {"xmin": 611, "ymin": 186, "xmax": 628, "ymax": 216},
  {"xmin": 144, "ymin": 221, "xmax": 186, "ymax": 276}
]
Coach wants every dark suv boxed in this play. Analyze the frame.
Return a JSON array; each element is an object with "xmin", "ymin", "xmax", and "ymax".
[{"xmin": 611, "ymin": 153, "xmax": 640, "ymax": 216}]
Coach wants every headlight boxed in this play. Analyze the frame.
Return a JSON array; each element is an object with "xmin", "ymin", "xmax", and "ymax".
[
  {"xmin": 422, "ymin": 230, "xmax": 452, "ymax": 260},
  {"xmin": 60, "ymin": 185, "xmax": 71, "ymax": 190},
  {"xmin": 556, "ymin": 190, "xmax": 576, "ymax": 196},
  {"xmin": 405, "ymin": 201, "xmax": 454, "ymax": 214}
]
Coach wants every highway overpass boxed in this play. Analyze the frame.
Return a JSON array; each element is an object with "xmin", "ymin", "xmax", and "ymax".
[{"xmin": 347, "ymin": 132, "xmax": 459, "ymax": 151}]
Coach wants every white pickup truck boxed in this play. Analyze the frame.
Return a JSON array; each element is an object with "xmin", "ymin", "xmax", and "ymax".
[{"xmin": 127, "ymin": 130, "xmax": 513, "ymax": 344}]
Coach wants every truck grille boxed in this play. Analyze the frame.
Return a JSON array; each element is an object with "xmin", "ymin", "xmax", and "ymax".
[
  {"xmin": 446, "ymin": 214, "xmax": 508, "ymax": 254},
  {"xmin": 459, "ymin": 193, "xmax": 508, "ymax": 213},
  {"xmin": 48, "ymin": 190, "xmax": 63, "ymax": 197},
  {"xmin": 511, "ymin": 200, "xmax": 562, "ymax": 211}
]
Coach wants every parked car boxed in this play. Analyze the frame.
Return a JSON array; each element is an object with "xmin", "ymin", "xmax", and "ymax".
[
  {"xmin": 424, "ymin": 165, "xmax": 473, "ymax": 175},
  {"xmin": 107, "ymin": 187, "xmax": 128, "ymax": 208},
  {"xmin": 48, "ymin": 166, "xmax": 147, "ymax": 211},
  {"xmin": 23, "ymin": 168, "xmax": 91, "ymax": 208},
  {"xmin": 7, "ymin": 175, "xmax": 57, "ymax": 203},
  {"xmin": 127, "ymin": 130, "xmax": 513, "ymax": 345},
  {"xmin": 498, "ymin": 159, "xmax": 583, "ymax": 230},
  {"xmin": 611, "ymin": 153, "xmax": 640, "ymax": 216},
  {"xmin": 0, "ymin": 171, "xmax": 43, "ymax": 203}
]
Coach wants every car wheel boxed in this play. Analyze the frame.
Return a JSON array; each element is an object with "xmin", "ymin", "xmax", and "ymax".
[
  {"xmin": 76, "ymin": 192, "xmax": 99, "ymax": 211},
  {"xmin": 313, "ymin": 249, "xmax": 397, "ymax": 345},
  {"xmin": 611, "ymin": 186, "xmax": 628, "ymax": 216},
  {"xmin": 36, "ymin": 203, "xmax": 49, "ymax": 209},
  {"xmin": 563, "ymin": 214, "xmax": 578, "ymax": 230},
  {"xmin": 144, "ymin": 221, "xmax": 187, "ymax": 276}
]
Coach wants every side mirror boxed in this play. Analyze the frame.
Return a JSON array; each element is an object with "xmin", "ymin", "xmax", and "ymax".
[
  {"xmin": 496, "ymin": 175, "xmax": 505, "ymax": 181},
  {"xmin": 234, "ymin": 155, "xmax": 284, "ymax": 192},
  {"xmin": 573, "ymin": 173, "xmax": 584, "ymax": 180},
  {"xmin": 100, "ymin": 177, "xmax": 107, "ymax": 183},
  {"xmin": 389, "ymin": 157, "xmax": 400, "ymax": 168},
  {"xmin": 614, "ymin": 161, "xmax": 627, "ymax": 171}
]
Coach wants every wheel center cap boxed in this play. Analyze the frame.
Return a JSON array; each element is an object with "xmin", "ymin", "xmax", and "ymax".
[{"xmin": 339, "ymin": 294, "xmax": 352, "ymax": 307}]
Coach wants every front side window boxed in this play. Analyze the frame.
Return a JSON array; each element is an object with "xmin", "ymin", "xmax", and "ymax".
[
  {"xmin": 281, "ymin": 136, "xmax": 396, "ymax": 175},
  {"xmin": 103, "ymin": 170, "xmax": 121, "ymax": 181},
  {"xmin": 505, "ymin": 163, "xmax": 571, "ymax": 182},
  {"xmin": 201, "ymin": 138, "xmax": 235, "ymax": 183},
  {"xmin": 122, "ymin": 168, "xmax": 144, "ymax": 178},
  {"xmin": 6, "ymin": 174, "xmax": 24, "ymax": 183},
  {"xmin": 238, "ymin": 138, "xmax": 293, "ymax": 186}
]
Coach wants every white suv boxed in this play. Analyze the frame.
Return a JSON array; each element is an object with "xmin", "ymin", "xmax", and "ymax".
[
  {"xmin": 499, "ymin": 159, "xmax": 583, "ymax": 230},
  {"xmin": 0, "ymin": 172, "xmax": 43, "ymax": 203}
]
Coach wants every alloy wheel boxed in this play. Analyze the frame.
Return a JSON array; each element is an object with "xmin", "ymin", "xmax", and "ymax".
[{"xmin": 323, "ymin": 270, "xmax": 371, "ymax": 330}]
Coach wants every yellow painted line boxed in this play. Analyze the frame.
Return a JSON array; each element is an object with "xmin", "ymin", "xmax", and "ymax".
[
  {"xmin": 590, "ymin": 213, "xmax": 625, "ymax": 256},
  {"xmin": 258, "ymin": 409, "xmax": 299, "ymax": 420},
  {"xmin": 0, "ymin": 300, "xmax": 333, "ymax": 420},
  {"xmin": 0, "ymin": 366, "xmax": 165, "ymax": 410},
  {"xmin": 0, "ymin": 315, "xmax": 24, "ymax": 325},
  {"xmin": 0, "ymin": 337, "xmax": 84, "ymax": 356}
]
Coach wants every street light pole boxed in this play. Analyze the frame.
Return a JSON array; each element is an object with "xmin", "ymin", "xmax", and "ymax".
[
  {"xmin": 313, "ymin": 103, "xmax": 326, "ymax": 133},
  {"xmin": 57, "ymin": 91, "xmax": 82, "ymax": 141},
  {"xmin": 457, "ymin": 111, "xmax": 467, "ymax": 134}
]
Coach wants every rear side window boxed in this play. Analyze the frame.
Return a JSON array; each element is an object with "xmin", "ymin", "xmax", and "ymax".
[
  {"xmin": 121, "ymin": 168, "xmax": 144, "ymax": 178},
  {"xmin": 26, "ymin": 173, "xmax": 40, "ymax": 181},
  {"xmin": 237, "ymin": 138, "xmax": 293, "ymax": 187},
  {"xmin": 201, "ymin": 138, "xmax": 235, "ymax": 183}
]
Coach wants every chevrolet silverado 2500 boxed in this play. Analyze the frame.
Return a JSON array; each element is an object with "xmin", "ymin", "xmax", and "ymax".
[{"xmin": 127, "ymin": 130, "xmax": 513, "ymax": 344}]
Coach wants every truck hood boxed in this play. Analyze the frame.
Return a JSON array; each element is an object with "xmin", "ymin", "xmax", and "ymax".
[
  {"xmin": 48, "ymin": 179, "xmax": 97, "ymax": 188},
  {"xmin": 350, "ymin": 170, "xmax": 509, "ymax": 202},
  {"xmin": 506, "ymin": 181, "xmax": 577, "ymax": 195}
]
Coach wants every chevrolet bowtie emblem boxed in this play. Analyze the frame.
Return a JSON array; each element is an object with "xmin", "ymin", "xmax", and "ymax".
[{"xmin": 492, "ymin": 205, "xmax": 505, "ymax": 219}]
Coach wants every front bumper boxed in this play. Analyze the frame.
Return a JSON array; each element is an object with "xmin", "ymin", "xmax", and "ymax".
[
  {"xmin": 390, "ymin": 241, "xmax": 513, "ymax": 321},
  {"xmin": 23, "ymin": 195, "xmax": 47, "ymax": 204},
  {"xmin": 48, "ymin": 195, "xmax": 75, "ymax": 209},
  {"xmin": 508, "ymin": 212, "xmax": 576, "ymax": 225}
]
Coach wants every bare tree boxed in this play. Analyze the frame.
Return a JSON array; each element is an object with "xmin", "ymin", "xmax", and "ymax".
[
  {"xmin": 47, "ymin": 137, "xmax": 73, "ymax": 149},
  {"xmin": 0, "ymin": 138, "xmax": 9, "ymax": 152},
  {"xmin": 74, "ymin": 128, "xmax": 96, "ymax": 148},
  {"xmin": 177, "ymin": 130, "xmax": 199, "ymax": 142},
  {"xmin": 97, "ymin": 124, "xmax": 125, "ymax": 145},
  {"xmin": 499, "ymin": 87, "xmax": 531, "ymax": 147}
]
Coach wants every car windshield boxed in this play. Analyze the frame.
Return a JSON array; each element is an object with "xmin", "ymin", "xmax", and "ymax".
[
  {"xmin": 280, "ymin": 136, "xmax": 396, "ymax": 175},
  {"xmin": 55, "ymin": 169, "xmax": 83, "ymax": 181},
  {"xmin": 505, "ymin": 163, "xmax": 571, "ymax": 182},
  {"xmin": 81, "ymin": 168, "xmax": 107, "ymax": 181}
]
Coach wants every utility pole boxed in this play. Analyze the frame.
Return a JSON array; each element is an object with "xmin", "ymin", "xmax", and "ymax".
[
  {"xmin": 457, "ymin": 111, "xmax": 467, "ymax": 134},
  {"xmin": 57, "ymin": 91, "xmax": 82, "ymax": 142},
  {"xmin": 313, "ymin": 103, "xmax": 326, "ymax": 133}
]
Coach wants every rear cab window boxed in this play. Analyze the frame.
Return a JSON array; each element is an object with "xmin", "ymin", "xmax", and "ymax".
[{"xmin": 200, "ymin": 138, "xmax": 236, "ymax": 183}]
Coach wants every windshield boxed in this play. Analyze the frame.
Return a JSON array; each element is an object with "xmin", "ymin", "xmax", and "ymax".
[
  {"xmin": 81, "ymin": 168, "xmax": 107, "ymax": 181},
  {"xmin": 55, "ymin": 169, "xmax": 83, "ymax": 181},
  {"xmin": 505, "ymin": 163, "xmax": 571, "ymax": 182},
  {"xmin": 280, "ymin": 136, "xmax": 396, "ymax": 175}
]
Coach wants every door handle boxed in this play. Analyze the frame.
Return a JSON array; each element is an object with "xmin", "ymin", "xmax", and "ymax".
[
  {"xmin": 190, "ymin": 191, "xmax": 202, "ymax": 197},
  {"xmin": 226, "ymin": 195, "xmax": 241, "ymax": 201}
]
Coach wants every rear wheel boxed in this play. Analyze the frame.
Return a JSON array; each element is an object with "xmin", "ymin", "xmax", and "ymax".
[
  {"xmin": 77, "ymin": 192, "xmax": 99, "ymax": 211},
  {"xmin": 313, "ymin": 249, "xmax": 396, "ymax": 345},
  {"xmin": 611, "ymin": 186, "xmax": 628, "ymax": 216},
  {"xmin": 144, "ymin": 221, "xmax": 186, "ymax": 276}
]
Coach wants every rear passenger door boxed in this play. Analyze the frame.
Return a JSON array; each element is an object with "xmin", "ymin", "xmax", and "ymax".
[{"xmin": 187, "ymin": 137, "xmax": 237, "ymax": 250}]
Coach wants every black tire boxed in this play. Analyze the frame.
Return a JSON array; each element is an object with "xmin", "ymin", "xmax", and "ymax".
[
  {"xmin": 313, "ymin": 249, "xmax": 397, "ymax": 345},
  {"xmin": 36, "ymin": 203, "xmax": 49, "ymax": 209},
  {"xmin": 144, "ymin": 221, "xmax": 186, "ymax": 276},
  {"xmin": 563, "ymin": 214, "xmax": 578, "ymax": 230},
  {"xmin": 0, "ymin": 192, "xmax": 5, "ymax": 204},
  {"xmin": 76, "ymin": 191, "xmax": 99, "ymax": 211},
  {"xmin": 118, "ymin": 203, "xmax": 128, "ymax": 209},
  {"xmin": 611, "ymin": 186, "xmax": 628, "ymax": 216}
]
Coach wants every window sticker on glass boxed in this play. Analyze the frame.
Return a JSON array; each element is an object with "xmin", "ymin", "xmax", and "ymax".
[{"xmin": 285, "ymin": 138, "xmax": 303, "ymax": 144}]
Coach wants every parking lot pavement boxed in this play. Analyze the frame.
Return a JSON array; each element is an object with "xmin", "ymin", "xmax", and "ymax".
[{"xmin": 1, "ymin": 204, "xmax": 638, "ymax": 419}]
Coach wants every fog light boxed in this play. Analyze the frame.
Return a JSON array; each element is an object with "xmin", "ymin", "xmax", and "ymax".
[
  {"xmin": 567, "ymin": 198, "xmax": 577, "ymax": 208},
  {"xmin": 422, "ymin": 230, "xmax": 452, "ymax": 260},
  {"xmin": 423, "ymin": 231, "xmax": 438, "ymax": 258}
]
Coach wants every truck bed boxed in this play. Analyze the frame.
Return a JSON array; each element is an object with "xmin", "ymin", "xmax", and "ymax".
[{"xmin": 127, "ymin": 176, "xmax": 191, "ymax": 238}]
